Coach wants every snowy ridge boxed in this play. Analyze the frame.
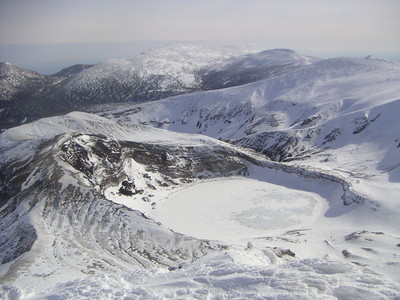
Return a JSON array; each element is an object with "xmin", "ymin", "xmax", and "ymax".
[
  {"xmin": 0, "ymin": 111, "xmax": 227, "ymax": 155},
  {"xmin": 201, "ymin": 48, "xmax": 318, "ymax": 89},
  {"xmin": 1, "ymin": 112, "xmax": 400, "ymax": 299},
  {"xmin": 51, "ymin": 64, "xmax": 94, "ymax": 78}
]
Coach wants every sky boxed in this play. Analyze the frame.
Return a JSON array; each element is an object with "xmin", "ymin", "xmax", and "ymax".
[{"xmin": 0, "ymin": 0, "xmax": 399, "ymax": 74}]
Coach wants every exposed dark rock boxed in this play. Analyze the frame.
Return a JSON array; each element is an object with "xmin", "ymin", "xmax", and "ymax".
[
  {"xmin": 322, "ymin": 128, "xmax": 341, "ymax": 145},
  {"xmin": 0, "ymin": 222, "xmax": 37, "ymax": 264},
  {"xmin": 353, "ymin": 113, "xmax": 381, "ymax": 134},
  {"xmin": 119, "ymin": 180, "xmax": 135, "ymax": 196},
  {"xmin": 344, "ymin": 230, "xmax": 384, "ymax": 241},
  {"xmin": 300, "ymin": 115, "xmax": 320, "ymax": 127},
  {"xmin": 272, "ymin": 247, "xmax": 296, "ymax": 258},
  {"xmin": 342, "ymin": 249, "xmax": 351, "ymax": 258}
]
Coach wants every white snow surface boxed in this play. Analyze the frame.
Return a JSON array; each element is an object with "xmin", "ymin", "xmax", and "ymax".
[
  {"xmin": 1, "ymin": 53, "xmax": 400, "ymax": 299},
  {"xmin": 149, "ymin": 177, "xmax": 325, "ymax": 241}
]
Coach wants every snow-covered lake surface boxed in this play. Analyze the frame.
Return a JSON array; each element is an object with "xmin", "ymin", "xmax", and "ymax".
[{"xmin": 150, "ymin": 178, "xmax": 325, "ymax": 242}]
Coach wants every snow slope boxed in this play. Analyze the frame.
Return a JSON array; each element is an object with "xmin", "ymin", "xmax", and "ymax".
[{"xmin": 201, "ymin": 48, "xmax": 318, "ymax": 90}]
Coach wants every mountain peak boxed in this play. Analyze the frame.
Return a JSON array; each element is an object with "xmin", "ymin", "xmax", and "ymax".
[
  {"xmin": 0, "ymin": 62, "xmax": 15, "ymax": 75},
  {"xmin": 52, "ymin": 64, "xmax": 94, "ymax": 77},
  {"xmin": 0, "ymin": 61, "xmax": 12, "ymax": 67}
]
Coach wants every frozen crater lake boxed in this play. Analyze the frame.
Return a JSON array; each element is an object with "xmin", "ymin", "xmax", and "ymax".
[{"xmin": 149, "ymin": 177, "xmax": 326, "ymax": 242}]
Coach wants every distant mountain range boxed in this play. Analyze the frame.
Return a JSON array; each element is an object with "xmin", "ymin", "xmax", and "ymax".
[{"xmin": 0, "ymin": 44, "xmax": 313, "ymax": 128}]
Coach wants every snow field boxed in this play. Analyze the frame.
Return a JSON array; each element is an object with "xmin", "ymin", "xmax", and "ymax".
[
  {"xmin": 149, "ymin": 177, "xmax": 326, "ymax": 242},
  {"xmin": 16, "ymin": 248, "xmax": 400, "ymax": 299}
]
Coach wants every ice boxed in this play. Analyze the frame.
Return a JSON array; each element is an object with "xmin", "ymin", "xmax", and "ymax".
[{"xmin": 149, "ymin": 177, "xmax": 325, "ymax": 242}]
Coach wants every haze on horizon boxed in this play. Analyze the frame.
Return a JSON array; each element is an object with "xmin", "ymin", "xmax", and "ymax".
[{"xmin": 0, "ymin": 0, "xmax": 399, "ymax": 74}]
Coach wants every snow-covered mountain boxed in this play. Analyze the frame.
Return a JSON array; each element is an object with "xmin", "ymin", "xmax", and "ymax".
[
  {"xmin": 51, "ymin": 64, "xmax": 94, "ymax": 78},
  {"xmin": 60, "ymin": 44, "xmax": 240, "ymax": 103},
  {"xmin": 62, "ymin": 45, "xmax": 314, "ymax": 105},
  {"xmin": 0, "ymin": 62, "xmax": 68, "ymax": 129},
  {"xmin": 0, "ymin": 44, "xmax": 313, "ymax": 128},
  {"xmin": 0, "ymin": 112, "xmax": 242, "ymax": 293},
  {"xmin": 0, "ymin": 62, "xmax": 58, "ymax": 102},
  {"xmin": 1, "ymin": 48, "xmax": 400, "ymax": 298},
  {"xmin": 201, "ymin": 48, "xmax": 318, "ymax": 90}
]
